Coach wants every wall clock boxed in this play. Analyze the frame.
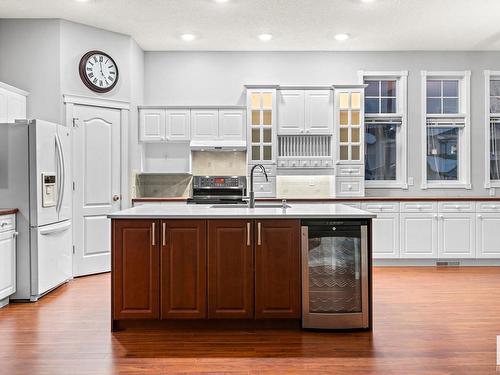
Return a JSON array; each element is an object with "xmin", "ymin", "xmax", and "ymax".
[{"xmin": 79, "ymin": 50, "xmax": 119, "ymax": 93}]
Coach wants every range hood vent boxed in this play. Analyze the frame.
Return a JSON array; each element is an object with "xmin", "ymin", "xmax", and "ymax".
[{"xmin": 190, "ymin": 140, "xmax": 247, "ymax": 151}]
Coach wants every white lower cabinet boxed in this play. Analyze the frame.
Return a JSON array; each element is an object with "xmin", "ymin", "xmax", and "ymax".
[
  {"xmin": 400, "ymin": 213, "xmax": 438, "ymax": 259},
  {"xmin": 371, "ymin": 213, "xmax": 400, "ymax": 258},
  {"xmin": 476, "ymin": 213, "xmax": 500, "ymax": 258},
  {"xmin": 438, "ymin": 213, "xmax": 476, "ymax": 258},
  {"xmin": 0, "ymin": 214, "xmax": 16, "ymax": 307}
]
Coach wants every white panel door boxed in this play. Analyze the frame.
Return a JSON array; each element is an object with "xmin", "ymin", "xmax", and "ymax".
[
  {"xmin": 219, "ymin": 109, "xmax": 245, "ymax": 141},
  {"xmin": 400, "ymin": 213, "xmax": 438, "ymax": 258},
  {"xmin": 278, "ymin": 90, "xmax": 305, "ymax": 134},
  {"xmin": 166, "ymin": 109, "xmax": 190, "ymax": 141},
  {"xmin": 305, "ymin": 90, "xmax": 333, "ymax": 134},
  {"xmin": 72, "ymin": 104, "xmax": 121, "ymax": 276},
  {"xmin": 0, "ymin": 231, "xmax": 16, "ymax": 300},
  {"xmin": 476, "ymin": 213, "xmax": 500, "ymax": 258},
  {"xmin": 371, "ymin": 213, "xmax": 400, "ymax": 259},
  {"xmin": 139, "ymin": 109, "xmax": 165, "ymax": 142},
  {"xmin": 438, "ymin": 213, "xmax": 475, "ymax": 259},
  {"xmin": 191, "ymin": 110, "xmax": 219, "ymax": 140}
]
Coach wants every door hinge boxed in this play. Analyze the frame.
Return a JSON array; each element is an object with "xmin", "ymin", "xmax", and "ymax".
[
  {"xmin": 72, "ymin": 118, "xmax": 80, "ymax": 128},
  {"xmin": 72, "ymin": 181, "xmax": 76, "ymax": 191},
  {"xmin": 72, "ymin": 245, "xmax": 75, "ymax": 254}
]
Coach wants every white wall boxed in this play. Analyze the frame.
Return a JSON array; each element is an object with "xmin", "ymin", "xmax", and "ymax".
[
  {"xmin": 144, "ymin": 51, "xmax": 500, "ymax": 197},
  {"xmin": 0, "ymin": 19, "xmax": 61, "ymax": 123}
]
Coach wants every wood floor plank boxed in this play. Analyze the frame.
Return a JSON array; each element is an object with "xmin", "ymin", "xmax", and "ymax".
[{"xmin": 0, "ymin": 267, "xmax": 499, "ymax": 374}]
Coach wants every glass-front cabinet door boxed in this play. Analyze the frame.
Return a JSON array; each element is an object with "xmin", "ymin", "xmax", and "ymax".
[
  {"xmin": 247, "ymin": 88, "xmax": 277, "ymax": 164},
  {"xmin": 335, "ymin": 88, "xmax": 365, "ymax": 163}
]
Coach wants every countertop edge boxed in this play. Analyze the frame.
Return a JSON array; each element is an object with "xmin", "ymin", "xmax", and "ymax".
[
  {"xmin": 131, "ymin": 197, "xmax": 500, "ymax": 202},
  {"xmin": 0, "ymin": 208, "xmax": 18, "ymax": 216}
]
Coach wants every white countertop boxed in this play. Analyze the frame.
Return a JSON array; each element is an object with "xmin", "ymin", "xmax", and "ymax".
[{"xmin": 108, "ymin": 202, "xmax": 376, "ymax": 219}]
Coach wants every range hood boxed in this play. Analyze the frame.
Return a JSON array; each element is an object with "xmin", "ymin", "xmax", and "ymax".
[{"xmin": 190, "ymin": 140, "xmax": 247, "ymax": 151}]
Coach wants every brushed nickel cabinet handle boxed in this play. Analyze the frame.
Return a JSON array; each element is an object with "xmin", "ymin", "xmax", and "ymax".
[
  {"xmin": 151, "ymin": 222, "xmax": 156, "ymax": 246},
  {"xmin": 162, "ymin": 222, "xmax": 166, "ymax": 246},
  {"xmin": 247, "ymin": 222, "xmax": 251, "ymax": 246},
  {"xmin": 257, "ymin": 222, "xmax": 262, "ymax": 246}
]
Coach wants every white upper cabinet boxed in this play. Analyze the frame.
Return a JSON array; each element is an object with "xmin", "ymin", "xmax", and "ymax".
[
  {"xmin": 0, "ymin": 83, "xmax": 28, "ymax": 123},
  {"xmin": 139, "ymin": 108, "xmax": 165, "ymax": 142},
  {"xmin": 191, "ymin": 109, "xmax": 219, "ymax": 140},
  {"xmin": 166, "ymin": 109, "xmax": 190, "ymax": 141},
  {"xmin": 305, "ymin": 90, "xmax": 333, "ymax": 134},
  {"xmin": 278, "ymin": 90, "xmax": 305, "ymax": 134},
  {"xmin": 219, "ymin": 109, "xmax": 246, "ymax": 141},
  {"xmin": 278, "ymin": 89, "xmax": 333, "ymax": 135}
]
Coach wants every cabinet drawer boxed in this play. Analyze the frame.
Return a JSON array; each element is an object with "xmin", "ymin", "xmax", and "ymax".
[
  {"xmin": 401, "ymin": 201, "xmax": 437, "ymax": 213},
  {"xmin": 438, "ymin": 201, "xmax": 474, "ymax": 213},
  {"xmin": 322, "ymin": 159, "xmax": 333, "ymax": 168},
  {"xmin": 476, "ymin": 202, "xmax": 500, "ymax": 212},
  {"xmin": 361, "ymin": 202, "xmax": 399, "ymax": 213},
  {"xmin": 253, "ymin": 177, "xmax": 276, "ymax": 198},
  {"xmin": 337, "ymin": 165, "xmax": 364, "ymax": 177},
  {"xmin": 335, "ymin": 178, "xmax": 364, "ymax": 197},
  {"xmin": 249, "ymin": 164, "xmax": 276, "ymax": 177},
  {"xmin": 0, "ymin": 214, "xmax": 15, "ymax": 233}
]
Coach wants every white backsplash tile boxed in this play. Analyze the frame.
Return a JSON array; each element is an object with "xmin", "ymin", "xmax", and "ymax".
[
  {"xmin": 277, "ymin": 175, "xmax": 335, "ymax": 198},
  {"xmin": 191, "ymin": 151, "xmax": 247, "ymax": 176}
]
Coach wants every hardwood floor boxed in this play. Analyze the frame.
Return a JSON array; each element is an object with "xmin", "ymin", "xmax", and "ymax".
[{"xmin": 1, "ymin": 267, "xmax": 499, "ymax": 374}]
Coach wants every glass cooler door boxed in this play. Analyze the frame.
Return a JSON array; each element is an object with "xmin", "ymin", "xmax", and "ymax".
[{"xmin": 301, "ymin": 221, "xmax": 369, "ymax": 329}]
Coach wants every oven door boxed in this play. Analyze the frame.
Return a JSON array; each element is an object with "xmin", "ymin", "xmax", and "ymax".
[{"xmin": 301, "ymin": 222, "xmax": 369, "ymax": 329}]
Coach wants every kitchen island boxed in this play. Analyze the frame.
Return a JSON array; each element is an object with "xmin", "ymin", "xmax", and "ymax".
[{"xmin": 108, "ymin": 203, "xmax": 375, "ymax": 331}]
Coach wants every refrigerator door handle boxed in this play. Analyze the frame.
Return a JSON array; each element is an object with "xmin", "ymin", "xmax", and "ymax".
[
  {"xmin": 55, "ymin": 134, "xmax": 65, "ymax": 213},
  {"xmin": 39, "ymin": 221, "xmax": 72, "ymax": 236}
]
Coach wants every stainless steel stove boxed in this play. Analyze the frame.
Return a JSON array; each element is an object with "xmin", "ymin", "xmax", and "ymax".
[{"xmin": 188, "ymin": 176, "xmax": 247, "ymax": 205}]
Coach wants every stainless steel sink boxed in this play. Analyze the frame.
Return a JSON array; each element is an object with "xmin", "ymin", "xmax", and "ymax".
[{"xmin": 210, "ymin": 203, "xmax": 292, "ymax": 209}]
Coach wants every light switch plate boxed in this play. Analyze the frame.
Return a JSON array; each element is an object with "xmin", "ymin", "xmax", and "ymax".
[
  {"xmin": 408, "ymin": 177, "xmax": 414, "ymax": 186},
  {"xmin": 490, "ymin": 188, "xmax": 496, "ymax": 196}
]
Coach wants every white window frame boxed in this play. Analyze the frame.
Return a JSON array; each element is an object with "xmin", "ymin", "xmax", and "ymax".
[
  {"xmin": 358, "ymin": 70, "xmax": 408, "ymax": 189},
  {"xmin": 484, "ymin": 70, "xmax": 500, "ymax": 188},
  {"xmin": 421, "ymin": 70, "xmax": 471, "ymax": 190}
]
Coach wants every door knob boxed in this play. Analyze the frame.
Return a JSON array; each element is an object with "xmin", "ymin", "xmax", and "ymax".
[{"xmin": 112, "ymin": 195, "xmax": 120, "ymax": 202}]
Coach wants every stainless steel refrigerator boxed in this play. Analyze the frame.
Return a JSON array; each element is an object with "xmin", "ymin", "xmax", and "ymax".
[{"xmin": 0, "ymin": 119, "xmax": 72, "ymax": 301}]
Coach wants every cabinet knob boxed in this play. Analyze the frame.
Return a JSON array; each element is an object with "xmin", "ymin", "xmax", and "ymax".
[
  {"xmin": 112, "ymin": 195, "xmax": 120, "ymax": 202},
  {"xmin": 13, "ymin": 232, "xmax": 18, "ymax": 238},
  {"xmin": 347, "ymin": 185, "xmax": 352, "ymax": 190},
  {"xmin": 300, "ymin": 129, "xmax": 304, "ymax": 134},
  {"xmin": 477, "ymin": 214, "xmax": 483, "ymax": 219}
]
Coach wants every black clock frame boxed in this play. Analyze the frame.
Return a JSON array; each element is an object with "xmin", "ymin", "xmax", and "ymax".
[{"xmin": 79, "ymin": 50, "xmax": 119, "ymax": 93}]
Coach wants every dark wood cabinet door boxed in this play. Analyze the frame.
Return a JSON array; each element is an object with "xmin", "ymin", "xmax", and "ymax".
[
  {"xmin": 208, "ymin": 220, "xmax": 254, "ymax": 318},
  {"xmin": 255, "ymin": 220, "xmax": 301, "ymax": 319},
  {"xmin": 112, "ymin": 219, "xmax": 160, "ymax": 320},
  {"xmin": 161, "ymin": 220, "xmax": 207, "ymax": 319}
]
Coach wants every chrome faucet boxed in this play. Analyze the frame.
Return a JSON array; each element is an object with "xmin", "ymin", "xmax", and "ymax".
[{"xmin": 249, "ymin": 164, "xmax": 268, "ymax": 208}]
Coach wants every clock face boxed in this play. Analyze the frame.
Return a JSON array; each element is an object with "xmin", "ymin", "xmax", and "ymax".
[{"xmin": 79, "ymin": 51, "xmax": 119, "ymax": 93}]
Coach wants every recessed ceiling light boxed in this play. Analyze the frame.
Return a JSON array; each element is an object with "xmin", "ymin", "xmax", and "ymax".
[
  {"xmin": 334, "ymin": 33, "xmax": 350, "ymax": 41},
  {"xmin": 214, "ymin": 0, "xmax": 230, "ymax": 3},
  {"xmin": 75, "ymin": 0, "xmax": 91, "ymax": 2},
  {"xmin": 361, "ymin": 0, "xmax": 376, "ymax": 3},
  {"xmin": 258, "ymin": 33, "xmax": 273, "ymax": 42},
  {"xmin": 181, "ymin": 33, "xmax": 196, "ymax": 41}
]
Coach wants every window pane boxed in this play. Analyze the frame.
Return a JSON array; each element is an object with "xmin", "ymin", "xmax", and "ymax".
[
  {"xmin": 340, "ymin": 128, "xmax": 348, "ymax": 142},
  {"xmin": 340, "ymin": 110, "xmax": 349, "ymax": 125},
  {"xmin": 427, "ymin": 127, "xmax": 458, "ymax": 181},
  {"xmin": 263, "ymin": 110, "xmax": 272, "ymax": 125},
  {"xmin": 252, "ymin": 146, "xmax": 260, "ymax": 161},
  {"xmin": 443, "ymin": 80, "xmax": 459, "ymax": 97},
  {"xmin": 351, "ymin": 127, "xmax": 360, "ymax": 142},
  {"xmin": 351, "ymin": 145, "xmax": 360, "ymax": 160},
  {"xmin": 381, "ymin": 98, "xmax": 396, "ymax": 113},
  {"xmin": 351, "ymin": 111, "xmax": 360, "ymax": 125},
  {"xmin": 490, "ymin": 80, "xmax": 500, "ymax": 96},
  {"xmin": 427, "ymin": 80, "xmax": 441, "ymax": 97},
  {"xmin": 365, "ymin": 98, "xmax": 379, "ymax": 113},
  {"xmin": 351, "ymin": 93, "xmax": 361, "ymax": 110},
  {"xmin": 252, "ymin": 128, "xmax": 260, "ymax": 142},
  {"xmin": 443, "ymin": 98, "xmax": 459, "ymax": 114},
  {"xmin": 491, "ymin": 123, "xmax": 500, "ymax": 180},
  {"xmin": 263, "ymin": 146, "xmax": 272, "ymax": 160},
  {"xmin": 263, "ymin": 128, "xmax": 272, "ymax": 143},
  {"xmin": 490, "ymin": 97, "xmax": 500, "ymax": 113},
  {"xmin": 339, "ymin": 93, "xmax": 349, "ymax": 109},
  {"xmin": 427, "ymin": 98, "xmax": 441, "ymax": 114},
  {"xmin": 365, "ymin": 124, "xmax": 397, "ymax": 180},
  {"xmin": 262, "ymin": 93, "xmax": 273, "ymax": 108},
  {"xmin": 251, "ymin": 93, "xmax": 261, "ymax": 109},
  {"xmin": 340, "ymin": 145, "xmax": 349, "ymax": 160},
  {"xmin": 381, "ymin": 80, "xmax": 396, "ymax": 96},
  {"xmin": 365, "ymin": 80, "xmax": 379, "ymax": 96},
  {"xmin": 252, "ymin": 110, "xmax": 260, "ymax": 125}
]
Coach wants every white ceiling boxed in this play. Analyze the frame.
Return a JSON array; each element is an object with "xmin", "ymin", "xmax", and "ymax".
[{"xmin": 1, "ymin": 0, "xmax": 500, "ymax": 51}]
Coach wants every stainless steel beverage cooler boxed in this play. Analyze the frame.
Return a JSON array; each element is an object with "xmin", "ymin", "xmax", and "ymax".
[{"xmin": 301, "ymin": 220, "xmax": 369, "ymax": 329}]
